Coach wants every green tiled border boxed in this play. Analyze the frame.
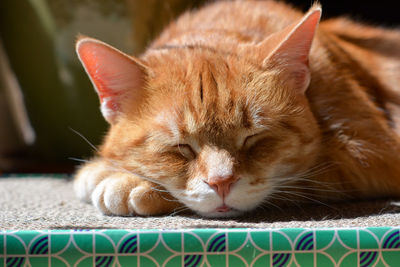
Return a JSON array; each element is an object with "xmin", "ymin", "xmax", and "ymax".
[{"xmin": 1, "ymin": 227, "xmax": 399, "ymax": 266}]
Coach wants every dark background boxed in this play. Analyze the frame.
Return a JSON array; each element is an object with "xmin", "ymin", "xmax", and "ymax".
[{"xmin": 288, "ymin": 0, "xmax": 400, "ymax": 26}]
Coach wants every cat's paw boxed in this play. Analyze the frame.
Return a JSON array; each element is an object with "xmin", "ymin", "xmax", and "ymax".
[
  {"xmin": 74, "ymin": 161, "xmax": 181, "ymax": 216},
  {"xmin": 91, "ymin": 174, "xmax": 179, "ymax": 216}
]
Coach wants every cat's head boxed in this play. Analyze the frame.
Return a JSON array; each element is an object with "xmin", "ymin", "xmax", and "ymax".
[{"xmin": 76, "ymin": 7, "xmax": 322, "ymax": 217}]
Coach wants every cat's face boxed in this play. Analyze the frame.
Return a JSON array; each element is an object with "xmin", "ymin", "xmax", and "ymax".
[
  {"xmin": 101, "ymin": 50, "xmax": 321, "ymax": 217},
  {"xmin": 77, "ymin": 7, "xmax": 322, "ymax": 217}
]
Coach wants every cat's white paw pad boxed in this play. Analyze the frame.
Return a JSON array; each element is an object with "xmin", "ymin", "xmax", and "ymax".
[
  {"xmin": 90, "ymin": 176, "xmax": 156, "ymax": 216},
  {"xmin": 127, "ymin": 185, "xmax": 153, "ymax": 215},
  {"xmin": 91, "ymin": 177, "xmax": 132, "ymax": 216},
  {"xmin": 74, "ymin": 163, "xmax": 111, "ymax": 203},
  {"xmin": 75, "ymin": 164, "xmax": 176, "ymax": 216}
]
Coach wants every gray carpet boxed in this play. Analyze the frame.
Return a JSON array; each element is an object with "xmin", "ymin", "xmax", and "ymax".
[{"xmin": 1, "ymin": 177, "xmax": 400, "ymax": 230}]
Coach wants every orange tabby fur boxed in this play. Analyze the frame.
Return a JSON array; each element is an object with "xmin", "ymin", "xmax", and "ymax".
[{"xmin": 74, "ymin": 0, "xmax": 400, "ymax": 217}]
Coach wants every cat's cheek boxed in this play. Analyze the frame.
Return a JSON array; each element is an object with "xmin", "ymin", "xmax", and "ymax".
[{"xmin": 225, "ymin": 179, "xmax": 270, "ymax": 211}]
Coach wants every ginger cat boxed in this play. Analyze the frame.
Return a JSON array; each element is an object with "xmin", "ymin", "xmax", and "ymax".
[{"xmin": 74, "ymin": 0, "xmax": 400, "ymax": 217}]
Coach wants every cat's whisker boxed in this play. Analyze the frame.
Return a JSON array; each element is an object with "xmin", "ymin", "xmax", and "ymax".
[
  {"xmin": 297, "ymin": 168, "xmax": 336, "ymax": 181},
  {"xmin": 272, "ymin": 184, "xmax": 341, "ymax": 193},
  {"xmin": 294, "ymin": 162, "xmax": 337, "ymax": 179},
  {"xmin": 272, "ymin": 189, "xmax": 338, "ymax": 210},
  {"xmin": 266, "ymin": 194, "xmax": 303, "ymax": 210},
  {"xmin": 160, "ymin": 196, "xmax": 181, "ymax": 203},
  {"xmin": 277, "ymin": 177, "xmax": 351, "ymax": 197},
  {"xmin": 68, "ymin": 157, "xmax": 89, "ymax": 163},
  {"xmin": 151, "ymin": 184, "xmax": 186, "ymax": 196},
  {"xmin": 150, "ymin": 187, "xmax": 170, "ymax": 193},
  {"xmin": 260, "ymin": 199, "xmax": 284, "ymax": 211},
  {"xmin": 273, "ymin": 174, "xmax": 352, "ymax": 198},
  {"xmin": 269, "ymin": 174, "xmax": 351, "ymax": 201},
  {"xmin": 294, "ymin": 177, "xmax": 344, "ymax": 187},
  {"xmin": 170, "ymin": 206, "xmax": 190, "ymax": 216},
  {"xmin": 271, "ymin": 172, "xmax": 343, "ymax": 189},
  {"xmin": 152, "ymin": 189, "xmax": 183, "ymax": 203},
  {"xmin": 270, "ymin": 198, "xmax": 306, "ymax": 213},
  {"xmin": 255, "ymin": 204, "xmax": 271, "ymax": 214},
  {"xmin": 301, "ymin": 161, "xmax": 337, "ymax": 173},
  {"xmin": 69, "ymin": 128, "xmax": 99, "ymax": 152},
  {"xmin": 272, "ymin": 176, "xmax": 340, "ymax": 188}
]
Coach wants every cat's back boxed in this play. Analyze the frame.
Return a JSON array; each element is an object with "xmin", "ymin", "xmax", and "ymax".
[
  {"xmin": 321, "ymin": 18, "xmax": 400, "ymax": 95},
  {"xmin": 151, "ymin": 0, "xmax": 304, "ymax": 48}
]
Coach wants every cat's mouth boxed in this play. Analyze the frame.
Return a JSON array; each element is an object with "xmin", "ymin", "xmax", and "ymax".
[
  {"xmin": 216, "ymin": 205, "xmax": 231, "ymax": 213},
  {"xmin": 199, "ymin": 205, "xmax": 242, "ymax": 218}
]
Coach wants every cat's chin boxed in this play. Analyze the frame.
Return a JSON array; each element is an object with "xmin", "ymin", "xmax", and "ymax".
[{"xmin": 196, "ymin": 208, "xmax": 243, "ymax": 218}]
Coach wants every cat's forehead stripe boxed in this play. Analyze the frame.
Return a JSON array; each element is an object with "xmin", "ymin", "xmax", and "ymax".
[{"xmin": 199, "ymin": 73, "xmax": 204, "ymax": 103}]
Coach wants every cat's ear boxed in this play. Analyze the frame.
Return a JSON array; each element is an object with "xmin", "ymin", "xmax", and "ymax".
[
  {"xmin": 76, "ymin": 37, "xmax": 147, "ymax": 124},
  {"xmin": 258, "ymin": 6, "xmax": 321, "ymax": 93}
]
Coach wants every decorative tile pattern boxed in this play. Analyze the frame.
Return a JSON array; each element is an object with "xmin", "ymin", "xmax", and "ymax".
[{"xmin": 1, "ymin": 228, "xmax": 400, "ymax": 266}]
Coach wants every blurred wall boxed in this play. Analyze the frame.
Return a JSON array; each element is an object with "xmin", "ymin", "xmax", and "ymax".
[{"xmin": 0, "ymin": 0, "xmax": 203, "ymax": 172}]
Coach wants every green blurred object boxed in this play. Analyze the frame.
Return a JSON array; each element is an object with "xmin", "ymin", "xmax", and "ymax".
[{"xmin": 0, "ymin": 0, "xmax": 204, "ymax": 172}]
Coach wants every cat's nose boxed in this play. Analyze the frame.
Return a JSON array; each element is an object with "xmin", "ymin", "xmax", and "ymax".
[{"xmin": 206, "ymin": 175, "xmax": 238, "ymax": 199}]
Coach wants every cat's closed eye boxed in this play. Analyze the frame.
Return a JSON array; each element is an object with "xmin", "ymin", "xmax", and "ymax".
[
  {"xmin": 243, "ymin": 131, "xmax": 280, "ymax": 160},
  {"xmin": 242, "ymin": 131, "xmax": 269, "ymax": 148},
  {"xmin": 173, "ymin": 144, "xmax": 196, "ymax": 160}
]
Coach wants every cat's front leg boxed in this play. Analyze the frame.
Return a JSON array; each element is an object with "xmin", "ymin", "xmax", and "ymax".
[{"xmin": 74, "ymin": 159, "xmax": 181, "ymax": 216}]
